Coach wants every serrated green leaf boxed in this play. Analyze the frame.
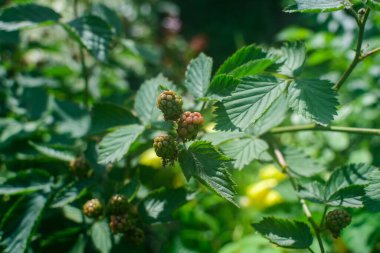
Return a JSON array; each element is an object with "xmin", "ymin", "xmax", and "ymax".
[
  {"xmin": 245, "ymin": 93, "xmax": 288, "ymax": 136},
  {"xmin": 219, "ymin": 137, "xmax": 268, "ymax": 170},
  {"xmin": 89, "ymin": 102, "xmax": 139, "ymax": 135},
  {"xmin": 206, "ymin": 74, "xmax": 240, "ymax": 101},
  {"xmin": 91, "ymin": 221, "xmax": 112, "ymax": 253},
  {"xmin": 252, "ymin": 217, "xmax": 313, "ymax": 249},
  {"xmin": 287, "ymin": 79, "xmax": 339, "ymax": 125},
  {"xmin": 325, "ymin": 164, "xmax": 376, "ymax": 208},
  {"xmin": 298, "ymin": 181, "xmax": 325, "ymax": 204},
  {"xmin": 134, "ymin": 74, "xmax": 174, "ymax": 125},
  {"xmin": 185, "ymin": 53, "xmax": 213, "ymax": 98},
  {"xmin": 178, "ymin": 141, "xmax": 237, "ymax": 206},
  {"xmin": 0, "ymin": 194, "xmax": 48, "ymax": 253},
  {"xmin": 29, "ymin": 142, "xmax": 75, "ymax": 162},
  {"xmin": 230, "ymin": 58, "xmax": 274, "ymax": 78},
  {"xmin": 326, "ymin": 185, "xmax": 365, "ymax": 207},
  {"xmin": 202, "ymin": 131, "xmax": 248, "ymax": 146},
  {"xmin": 0, "ymin": 4, "xmax": 60, "ymax": 31},
  {"xmin": 215, "ymin": 45, "xmax": 267, "ymax": 76},
  {"xmin": 284, "ymin": 0, "xmax": 350, "ymax": 13},
  {"xmin": 270, "ymin": 41, "xmax": 306, "ymax": 77},
  {"xmin": 0, "ymin": 170, "xmax": 52, "ymax": 196},
  {"xmin": 283, "ymin": 147, "xmax": 325, "ymax": 177},
  {"xmin": 67, "ymin": 15, "xmax": 113, "ymax": 61},
  {"xmin": 51, "ymin": 180, "xmax": 91, "ymax": 208},
  {"xmin": 97, "ymin": 124, "xmax": 144, "ymax": 164},
  {"xmin": 139, "ymin": 187, "xmax": 187, "ymax": 223},
  {"xmin": 215, "ymin": 76, "xmax": 287, "ymax": 130},
  {"xmin": 364, "ymin": 169, "xmax": 380, "ymax": 211}
]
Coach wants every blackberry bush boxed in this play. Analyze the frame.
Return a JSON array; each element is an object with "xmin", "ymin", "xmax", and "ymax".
[{"xmin": 69, "ymin": 155, "xmax": 91, "ymax": 178}]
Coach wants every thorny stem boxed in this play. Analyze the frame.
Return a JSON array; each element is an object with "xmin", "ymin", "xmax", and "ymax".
[
  {"xmin": 269, "ymin": 139, "xmax": 326, "ymax": 253},
  {"xmin": 334, "ymin": 8, "xmax": 370, "ymax": 91},
  {"xmin": 270, "ymin": 124, "xmax": 380, "ymax": 136},
  {"xmin": 74, "ymin": 0, "xmax": 90, "ymax": 108}
]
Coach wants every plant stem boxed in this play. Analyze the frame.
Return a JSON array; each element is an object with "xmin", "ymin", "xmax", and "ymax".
[
  {"xmin": 74, "ymin": 0, "xmax": 90, "ymax": 108},
  {"xmin": 320, "ymin": 206, "xmax": 329, "ymax": 228},
  {"xmin": 333, "ymin": 8, "xmax": 370, "ymax": 91},
  {"xmin": 360, "ymin": 46, "xmax": 380, "ymax": 60},
  {"xmin": 270, "ymin": 124, "xmax": 380, "ymax": 136},
  {"xmin": 269, "ymin": 140, "xmax": 325, "ymax": 253}
]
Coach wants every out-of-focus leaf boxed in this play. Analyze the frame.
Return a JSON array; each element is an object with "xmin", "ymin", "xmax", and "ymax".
[
  {"xmin": 90, "ymin": 102, "xmax": 139, "ymax": 135},
  {"xmin": 285, "ymin": 0, "xmax": 351, "ymax": 13},
  {"xmin": 185, "ymin": 53, "xmax": 212, "ymax": 98},
  {"xmin": 29, "ymin": 142, "xmax": 75, "ymax": 162},
  {"xmin": 0, "ymin": 170, "xmax": 52, "ymax": 196},
  {"xmin": 66, "ymin": 15, "xmax": 113, "ymax": 61},
  {"xmin": 283, "ymin": 147, "xmax": 325, "ymax": 177},
  {"xmin": 0, "ymin": 194, "xmax": 48, "ymax": 253},
  {"xmin": 51, "ymin": 180, "xmax": 91, "ymax": 208},
  {"xmin": 0, "ymin": 4, "xmax": 60, "ymax": 31},
  {"xmin": 139, "ymin": 187, "xmax": 187, "ymax": 223},
  {"xmin": 97, "ymin": 124, "xmax": 144, "ymax": 164},
  {"xmin": 91, "ymin": 221, "xmax": 112, "ymax": 253},
  {"xmin": 120, "ymin": 171, "xmax": 140, "ymax": 202},
  {"xmin": 252, "ymin": 217, "xmax": 313, "ymax": 249},
  {"xmin": 92, "ymin": 3, "xmax": 122, "ymax": 36}
]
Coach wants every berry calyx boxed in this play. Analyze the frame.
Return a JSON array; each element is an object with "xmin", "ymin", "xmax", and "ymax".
[
  {"xmin": 69, "ymin": 155, "xmax": 91, "ymax": 178},
  {"xmin": 109, "ymin": 214, "xmax": 133, "ymax": 234},
  {"xmin": 82, "ymin": 198, "xmax": 104, "ymax": 219},
  {"xmin": 156, "ymin": 90, "xmax": 183, "ymax": 121},
  {"xmin": 108, "ymin": 194, "xmax": 129, "ymax": 215},
  {"xmin": 326, "ymin": 209, "xmax": 352, "ymax": 238},
  {"xmin": 153, "ymin": 135, "xmax": 178, "ymax": 166},
  {"xmin": 177, "ymin": 111, "xmax": 204, "ymax": 141}
]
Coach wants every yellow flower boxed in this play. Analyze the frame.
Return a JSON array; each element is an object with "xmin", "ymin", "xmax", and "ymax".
[
  {"xmin": 139, "ymin": 148, "xmax": 162, "ymax": 169},
  {"xmin": 259, "ymin": 164, "xmax": 286, "ymax": 181},
  {"xmin": 244, "ymin": 177, "xmax": 284, "ymax": 209},
  {"xmin": 263, "ymin": 190, "xmax": 283, "ymax": 207}
]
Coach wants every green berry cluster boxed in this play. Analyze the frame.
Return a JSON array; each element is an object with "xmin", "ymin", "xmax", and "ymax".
[
  {"xmin": 157, "ymin": 90, "xmax": 183, "ymax": 121},
  {"xmin": 153, "ymin": 135, "xmax": 178, "ymax": 166},
  {"xmin": 326, "ymin": 209, "xmax": 352, "ymax": 238},
  {"xmin": 108, "ymin": 194, "xmax": 129, "ymax": 215},
  {"xmin": 82, "ymin": 198, "xmax": 104, "ymax": 219},
  {"xmin": 154, "ymin": 90, "xmax": 205, "ymax": 166}
]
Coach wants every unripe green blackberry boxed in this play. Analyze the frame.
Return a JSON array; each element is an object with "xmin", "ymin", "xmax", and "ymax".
[
  {"xmin": 126, "ymin": 227, "xmax": 145, "ymax": 245},
  {"xmin": 69, "ymin": 155, "xmax": 91, "ymax": 178},
  {"xmin": 108, "ymin": 194, "xmax": 129, "ymax": 215},
  {"xmin": 109, "ymin": 214, "xmax": 133, "ymax": 234},
  {"xmin": 153, "ymin": 135, "xmax": 178, "ymax": 166},
  {"xmin": 326, "ymin": 209, "xmax": 352, "ymax": 238},
  {"xmin": 157, "ymin": 90, "xmax": 183, "ymax": 121},
  {"xmin": 82, "ymin": 199, "xmax": 103, "ymax": 219},
  {"xmin": 177, "ymin": 111, "xmax": 204, "ymax": 141}
]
